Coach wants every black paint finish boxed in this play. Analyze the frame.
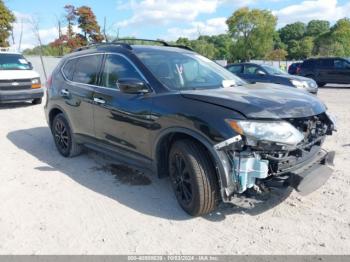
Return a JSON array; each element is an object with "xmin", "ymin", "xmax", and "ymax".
[{"xmin": 44, "ymin": 44, "xmax": 330, "ymax": 198}]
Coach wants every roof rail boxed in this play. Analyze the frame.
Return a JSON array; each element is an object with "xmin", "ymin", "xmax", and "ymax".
[
  {"xmin": 73, "ymin": 39, "xmax": 193, "ymax": 53},
  {"xmin": 73, "ymin": 42, "xmax": 132, "ymax": 53},
  {"xmin": 112, "ymin": 38, "xmax": 169, "ymax": 46},
  {"xmin": 112, "ymin": 38, "xmax": 193, "ymax": 51}
]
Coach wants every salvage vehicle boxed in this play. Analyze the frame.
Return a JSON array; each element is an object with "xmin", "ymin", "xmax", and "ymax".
[
  {"xmin": 0, "ymin": 50, "xmax": 43, "ymax": 104},
  {"xmin": 45, "ymin": 39, "xmax": 336, "ymax": 216},
  {"xmin": 226, "ymin": 62, "xmax": 318, "ymax": 94}
]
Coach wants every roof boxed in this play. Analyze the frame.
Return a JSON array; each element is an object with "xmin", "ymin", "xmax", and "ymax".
[{"xmin": 67, "ymin": 43, "xmax": 194, "ymax": 59}]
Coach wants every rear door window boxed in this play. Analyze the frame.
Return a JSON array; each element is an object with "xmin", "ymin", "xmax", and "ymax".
[
  {"xmin": 319, "ymin": 59, "xmax": 333, "ymax": 69},
  {"xmin": 244, "ymin": 65, "xmax": 260, "ymax": 75},
  {"xmin": 73, "ymin": 55, "xmax": 103, "ymax": 85},
  {"xmin": 227, "ymin": 65, "xmax": 242, "ymax": 74}
]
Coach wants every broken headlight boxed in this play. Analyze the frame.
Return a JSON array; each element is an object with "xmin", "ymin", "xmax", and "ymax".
[{"xmin": 227, "ymin": 120, "xmax": 304, "ymax": 146}]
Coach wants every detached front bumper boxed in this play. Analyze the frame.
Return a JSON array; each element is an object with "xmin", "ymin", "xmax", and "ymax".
[{"xmin": 0, "ymin": 88, "xmax": 44, "ymax": 102}]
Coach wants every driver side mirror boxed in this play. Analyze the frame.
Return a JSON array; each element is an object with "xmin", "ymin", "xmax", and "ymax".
[{"xmin": 117, "ymin": 78, "xmax": 150, "ymax": 94}]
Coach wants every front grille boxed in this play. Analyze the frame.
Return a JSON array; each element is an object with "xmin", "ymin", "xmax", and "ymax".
[{"xmin": 0, "ymin": 79, "xmax": 32, "ymax": 91}]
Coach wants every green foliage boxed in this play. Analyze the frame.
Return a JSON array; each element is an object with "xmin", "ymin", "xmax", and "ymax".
[
  {"xmin": 279, "ymin": 22, "xmax": 306, "ymax": 43},
  {"xmin": 265, "ymin": 49, "xmax": 288, "ymax": 61},
  {"xmin": 0, "ymin": 0, "xmax": 15, "ymax": 47},
  {"xmin": 314, "ymin": 18, "xmax": 350, "ymax": 57},
  {"xmin": 306, "ymin": 20, "xmax": 330, "ymax": 37},
  {"xmin": 226, "ymin": 7, "xmax": 277, "ymax": 61}
]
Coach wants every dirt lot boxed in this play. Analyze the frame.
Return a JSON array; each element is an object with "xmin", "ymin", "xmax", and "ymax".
[{"xmin": 0, "ymin": 87, "xmax": 349, "ymax": 255}]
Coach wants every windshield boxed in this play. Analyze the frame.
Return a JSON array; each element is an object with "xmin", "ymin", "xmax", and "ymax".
[
  {"xmin": 135, "ymin": 50, "xmax": 246, "ymax": 90},
  {"xmin": 0, "ymin": 54, "xmax": 32, "ymax": 70},
  {"xmin": 261, "ymin": 65, "xmax": 287, "ymax": 75}
]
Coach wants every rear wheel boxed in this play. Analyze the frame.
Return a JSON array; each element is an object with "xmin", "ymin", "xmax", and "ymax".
[
  {"xmin": 168, "ymin": 139, "xmax": 219, "ymax": 216},
  {"xmin": 32, "ymin": 98, "xmax": 42, "ymax": 105},
  {"xmin": 52, "ymin": 113, "xmax": 82, "ymax": 157}
]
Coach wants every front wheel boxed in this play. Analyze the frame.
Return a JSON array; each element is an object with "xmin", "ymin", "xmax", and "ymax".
[
  {"xmin": 51, "ymin": 113, "xmax": 82, "ymax": 157},
  {"xmin": 317, "ymin": 82, "xmax": 326, "ymax": 87},
  {"xmin": 168, "ymin": 139, "xmax": 219, "ymax": 216}
]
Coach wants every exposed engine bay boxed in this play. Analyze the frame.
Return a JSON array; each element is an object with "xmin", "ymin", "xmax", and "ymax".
[{"xmin": 215, "ymin": 113, "xmax": 336, "ymax": 197}]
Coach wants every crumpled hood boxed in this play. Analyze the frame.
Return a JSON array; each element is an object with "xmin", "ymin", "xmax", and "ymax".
[{"xmin": 181, "ymin": 83, "xmax": 326, "ymax": 119}]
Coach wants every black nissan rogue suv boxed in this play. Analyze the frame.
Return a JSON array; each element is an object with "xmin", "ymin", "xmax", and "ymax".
[{"xmin": 45, "ymin": 40, "xmax": 336, "ymax": 216}]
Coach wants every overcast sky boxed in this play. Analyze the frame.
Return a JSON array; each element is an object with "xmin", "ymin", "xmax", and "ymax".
[{"xmin": 5, "ymin": 0, "xmax": 350, "ymax": 50}]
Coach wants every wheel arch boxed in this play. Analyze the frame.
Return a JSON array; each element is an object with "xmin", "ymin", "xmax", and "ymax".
[
  {"xmin": 152, "ymin": 128, "xmax": 231, "ymax": 198},
  {"xmin": 48, "ymin": 105, "xmax": 73, "ymax": 132}
]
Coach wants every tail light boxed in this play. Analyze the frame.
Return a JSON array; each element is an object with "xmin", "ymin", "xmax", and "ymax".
[{"xmin": 46, "ymin": 75, "xmax": 52, "ymax": 89}]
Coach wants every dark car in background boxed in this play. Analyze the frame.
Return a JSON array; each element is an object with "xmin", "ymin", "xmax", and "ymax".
[
  {"xmin": 226, "ymin": 62, "xmax": 318, "ymax": 94},
  {"xmin": 45, "ymin": 40, "xmax": 335, "ymax": 216},
  {"xmin": 288, "ymin": 62, "xmax": 302, "ymax": 75},
  {"xmin": 299, "ymin": 57, "xmax": 350, "ymax": 87}
]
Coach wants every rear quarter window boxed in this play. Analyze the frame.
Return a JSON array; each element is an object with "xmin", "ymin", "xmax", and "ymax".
[{"xmin": 62, "ymin": 59, "xmax": 76, "ymax": 81}]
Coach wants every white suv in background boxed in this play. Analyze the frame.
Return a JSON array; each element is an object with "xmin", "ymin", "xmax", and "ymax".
[{"xmin": 0, "ymin": 51, "xmax": 43, "ymax": 104}]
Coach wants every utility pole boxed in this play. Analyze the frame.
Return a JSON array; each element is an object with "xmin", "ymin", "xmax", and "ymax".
[
  {"xmin": 103, "ymin": 16, "xmax": 108, "ymax": 42},
  {"xmin": 18, "ymin": 19, "xmax": 23, "ymax": 52}
]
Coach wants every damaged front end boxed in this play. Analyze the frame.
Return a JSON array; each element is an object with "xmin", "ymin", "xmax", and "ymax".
[{"xmin": 215, "ymin": 112, "xmax": 336, "ymax": 200}]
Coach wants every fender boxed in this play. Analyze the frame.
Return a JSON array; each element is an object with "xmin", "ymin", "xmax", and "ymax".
[{"xmin": 152, "ymin": 127, "xmax": 233, "ymax": 199}]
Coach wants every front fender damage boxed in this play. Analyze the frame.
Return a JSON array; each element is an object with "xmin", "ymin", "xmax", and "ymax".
[{"xmin": 214, "ymin": 134, "xmax": 335, "ymax": 201}]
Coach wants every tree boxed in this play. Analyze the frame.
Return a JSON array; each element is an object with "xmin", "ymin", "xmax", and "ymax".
[
  {"xmin": 306, "ymin": 20, "xmax": 330, "ymax": 37},
  {"xmin": 265, "ymin": 49, "xmax": 288, "ymax": 61},
  {"xmin": 331, "ymin": 18, "xmax": 350, "ymax": 56},
  {"xmin": 191, "ymin": 39, "xmax": 216, "ymax": 59},
  {"xmin": 0, "ymin": 0, "xmax": 15, "ymax": 47},
  {"xmin": 314, "ymin": 18, "xmax": 350, "ymax": 57},
  {"xmin": 64, "ymin": 4, "xmax": 76, "ymax": 39},
  {"xmin": 279, "ymin": 22, "xmax": 306, "ymax": 44},
  {"xmin": 205, "ymin": 34, "xmax": 233, "ymax": 60},
  {"xmin": 76, "ymin": 6, "xmax": 104, "ymax": 43},
  {"xmin": 226, "ymin": 7, "xmax": 277, "ymax": 61}
]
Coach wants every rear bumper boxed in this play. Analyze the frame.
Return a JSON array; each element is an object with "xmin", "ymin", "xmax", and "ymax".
[{"xmin": 0, "ymin": 88, "xmax": 44, "ymax": 102}]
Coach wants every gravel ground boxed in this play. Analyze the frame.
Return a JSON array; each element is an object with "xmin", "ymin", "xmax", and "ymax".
[{"xmin": 0, "ymin": 87, "xmax": 349, "ymax": 255}]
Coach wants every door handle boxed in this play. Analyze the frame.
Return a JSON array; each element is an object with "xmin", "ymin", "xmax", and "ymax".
[
  {"xmin": 93, "ymin": 97, "xmax": 106, "ymax": 105},
  {"xmin": 60, "ymin": 89, "xmax": 70, "ymax": 97}
]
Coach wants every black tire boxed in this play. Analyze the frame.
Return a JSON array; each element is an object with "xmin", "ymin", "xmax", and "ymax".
[
  {"xmin": 168, "ymin": 139, "xmax": 219, "ymax": 216},
  {"xmin": 317, "ymin": 82, "xmax": 326, "ymax": 87},
  {"xmin": 52, "ymin": 113, "xmax": 82, "ymax": 157},
  {"xmin": 32, "ymin": 98, "xmax": 42, "ymax": 105}
]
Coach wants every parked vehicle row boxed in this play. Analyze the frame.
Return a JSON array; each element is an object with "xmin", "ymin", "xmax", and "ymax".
[{"xmin": 43, "ymin": 40, "xmax": 336, "ymax": 216}]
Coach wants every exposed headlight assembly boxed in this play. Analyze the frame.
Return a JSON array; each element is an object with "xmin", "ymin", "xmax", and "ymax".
[{"xmin": 227, "ymin": 120, "xmax": 304, "ymax": 146}]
